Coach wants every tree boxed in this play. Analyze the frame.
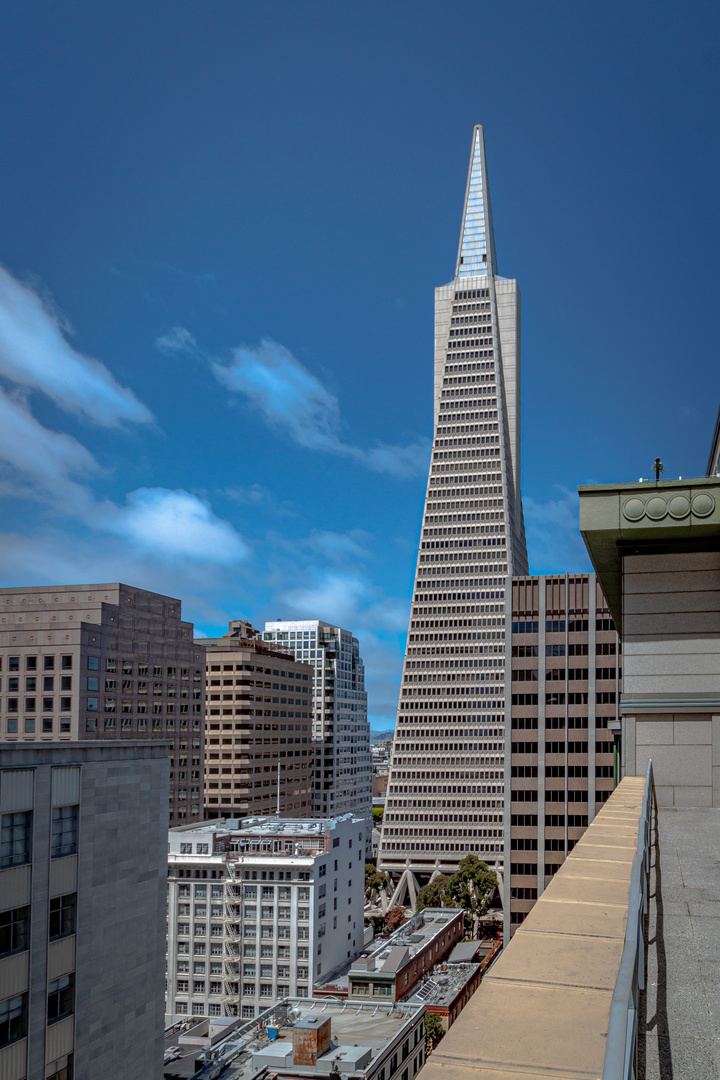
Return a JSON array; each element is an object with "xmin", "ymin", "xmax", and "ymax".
[
  {"xmin": 365, "ymin": 862, "xmax": 387, "ymax": 902},
  {"xmin": 384, "ymin": 905, "xmax": 407, "ymax": 933},
  {"xmin": 425, "ymin": 1012, "xmax": 444, "ymax": 1053},
  {"xmin": 416, "ymin": 858, "xmax": 497, "ymax": 936},
  {"xmin": 372, "ymin": 807, "xmax": 384, "ymax": 824},
  {"xmin": 446, "ymin": 856, "xmax": 497, "ymax": 937},
  {"xmin": 416, "ymin": 876, "xmax": 451, "ymax": 912}
]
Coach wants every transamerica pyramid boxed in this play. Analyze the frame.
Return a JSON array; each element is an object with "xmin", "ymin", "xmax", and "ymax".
[{"xmin": 377, "ymin": 127, "xmax": 528, "ymax": 896}]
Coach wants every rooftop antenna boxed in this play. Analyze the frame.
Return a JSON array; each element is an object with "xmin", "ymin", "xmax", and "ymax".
[{"xmin": 652, "ymin": 457, "xmax": 664, "ymax": 482}]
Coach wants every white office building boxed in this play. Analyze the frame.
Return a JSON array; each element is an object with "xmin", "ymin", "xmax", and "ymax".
[
  {"xmin": 378, "ymin": 125, "xmax": 528, "ymax": 889},
  {"xmin": 262, "ymin": 621, "xmax": 372, "ymax": 824},
  {"xmin": 165, "ymin": 814, "xmax": 366, "ymax": 1022}
]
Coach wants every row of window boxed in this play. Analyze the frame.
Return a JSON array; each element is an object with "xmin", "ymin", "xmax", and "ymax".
[
  {"xmin": 513, "ymin": 644, "xmax": 618, "ymax": 657},
  {"xmin": 512, "ymin": 692, "xmax": 617, "ymax": 705},
  {"xmin": 0, "ymin": 895, "xmax": 76, "ymax": 959},
  {"xmin": 0, "ymin": 807, "xmax": 77, "ymax": 868},
  {"xmin": 513, "ymin": 668, "xmax": 619, "ymax": 681},
  {"xmin": 1, "ymin": 656, "xmax": 73, "ymax": 672},
  {"xmin": 0, "ymin": 975, "xmax": 74, "ymax": 1049},
  {"xmin": 0, "ymin": 676, "xmax": 72, "ymax": 691},
  {"xmin": 512, "ymin": 619, "xmax": 615, "ymax": 634}
]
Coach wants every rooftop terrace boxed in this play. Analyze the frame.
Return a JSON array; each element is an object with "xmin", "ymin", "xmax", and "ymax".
[{"xmin": 176, "ymin": 998, "xmax": 423, "ymax": 1080}]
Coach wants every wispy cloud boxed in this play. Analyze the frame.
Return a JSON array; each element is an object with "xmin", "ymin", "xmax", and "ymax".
[
  {"xmin": 160, "ymin": 329, "xmax": 429, "ymax": 478},
  {"xmin": 0, "ymin": 387, "xmax": 98, "ymax": 514},
  {"xmin": 0, "ymin": 272, "xmax": 247, "ymax": 567},
  {"xmin": 307, "ymin": 530, "xmax": 372, "ymax": 564},
  {"xmin": 524, "ymin": 487, "xmax": 593, "ymax": 575},
  {"xmin": 0, "ymin": 266, "xmax": 152, "ymax": 426},
  {"xmin": 156, "ymin": 325, "xmax": 201, "ymax": 356}
]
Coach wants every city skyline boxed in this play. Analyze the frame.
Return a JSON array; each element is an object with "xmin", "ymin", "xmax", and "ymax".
[{"xmin": 0, "ymin": 4, "xmax": 718, "ymax": 730}]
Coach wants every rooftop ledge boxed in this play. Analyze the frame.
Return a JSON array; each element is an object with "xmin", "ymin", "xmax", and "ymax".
[
  {"xmin": 419, "ymin": 775, "xmax": 649, "ymax": 1080},
  {"xmin": 578, "ymin": 477, "xmax": 720, "ymax": 634}
]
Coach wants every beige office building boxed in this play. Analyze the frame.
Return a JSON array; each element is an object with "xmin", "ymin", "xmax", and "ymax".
[
  {"xmin": 0, "ymin": 583, "xmax": 205, "ymax": 825},
  {"xmin": 196, "ymin": 621, "xmax": 314, "ymax": 819}
]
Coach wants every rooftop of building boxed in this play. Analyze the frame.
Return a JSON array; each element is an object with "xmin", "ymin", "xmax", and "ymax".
[
  {"xmin": 174, "ymin": 998, "xmax": 423, "ymax": 1080},
  {"xmin": 407, "ymin": 962, "xmax": 481, "ymax": 1008},
  {"xmin": 170, "ymin": 814, "xmax": 363, "ymax": 837},
  {"xmin": 195, "ymin": 620, "xmax": 303, "ymax": 662},
  {"xmin": 315, "ymin": 909, "xmax": 463, "ymax": 994},
  {"xmin": 0, "ymin": 581, "xmax": 182, "ymax": 604}
]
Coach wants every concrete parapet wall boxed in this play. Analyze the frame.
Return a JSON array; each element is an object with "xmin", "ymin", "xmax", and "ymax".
[{"xmin": 419, "ymin": 776, "xmax": 646, "ymax": 1080}]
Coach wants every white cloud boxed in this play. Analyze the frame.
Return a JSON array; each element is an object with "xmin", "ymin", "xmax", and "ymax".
[
  {"xmin": 0, "ymin": 391, "xmax": 247, "ymax": 567},
  {"xmin": 161, "ymin": 332, "xmax": 430, "ymax": 478},
  {"xmin": 109, "ymin": 488, "xmax": 250, "ymax": 564},
  {"xmin": 0, "ymin": 266, "xmax": 152, "ymax": 426},
  {"xmin": 524, "ymin": 487, "xmax": 593, "ymax": 575},
  {"xmin": 279, "ymin": 571, "xmax": 369, "ymax": 629},
  {"xmin": 0, "ymin": 387, "xmax": 97, "ymax": 514}
]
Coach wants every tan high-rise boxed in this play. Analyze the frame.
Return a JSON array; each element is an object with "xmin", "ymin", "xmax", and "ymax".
[{"xmin": 196, "ymin": 621, "xmax": 314, "ymax": 818}]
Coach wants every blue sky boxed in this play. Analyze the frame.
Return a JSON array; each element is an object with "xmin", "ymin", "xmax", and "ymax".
[{"xmin": 0, "ymin": 2, "xmax": 718, "ymax": 729}]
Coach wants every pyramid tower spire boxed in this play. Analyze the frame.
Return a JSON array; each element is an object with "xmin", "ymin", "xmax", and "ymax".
[
  {"xmin": 378, "ymin": 126, "xmax": 527, "ymax": 892},
  {"xmin": 455, "ymin": 125, "xmax": 498, "ymax": 279}
]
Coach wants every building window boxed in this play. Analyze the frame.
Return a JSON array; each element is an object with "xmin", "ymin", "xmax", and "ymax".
[
  {"xmin": 46, "ymin": 1056, "xmax": 73, "ymax": 1080},
  {"xmin": 0, "ymin": 812, "xmax": 32, "ymax": 868},
  {"xmin": 49, "ymin": 894, "xmax": 77, "ymax": 940},
  {"xmin": 0, "ymin": 992, "xmax": 27, "ymax": 1048},
  {"xmin": 47, "ymin": 973, "xmax": 75, "ymax": 1024},
  {"xmin": 0, "ymin": 906, "xmax": 29, "ymax": 957},
  {"xmin": 51, "ymin": 806, "xmax": 78, "ymax": 858},
  {"xmin": 87, "ymin": 657, "xmax": 99, "ymax": 671}
]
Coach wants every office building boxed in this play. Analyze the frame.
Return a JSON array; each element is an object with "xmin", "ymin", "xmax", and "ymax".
[
  {"xmin": 195, "ymin": 620, "xmax": 314, "ymax": 819},
  {"xmin": 505, "ymin": 573, "xmax": 620, "ymax": 938},
  {"xmin": 378, "ymin": 126, "xmax": 528, "ymax": 887},
  {"xmin": 0, "ymin": 741, "xmax": 168, "ymax": 1080},
  {"xmin": 174, "ymin": 997, "xmax": 426, "ymax": 1080},
  {"xmin": 165, "ymin": 814, "xmax": 366, "ymax": 1022},
  {"xmin": 0, "ymin": 583, "xmax": 205, "ymax": 825},
  {"xmin": 262, "ymin": 621, "xmax": 372, "ymax": 823}
]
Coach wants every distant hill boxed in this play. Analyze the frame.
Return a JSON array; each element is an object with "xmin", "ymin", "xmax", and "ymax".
[{"xmin": 370, "ymin": 729, "xmax": 394, "ymax": 743}]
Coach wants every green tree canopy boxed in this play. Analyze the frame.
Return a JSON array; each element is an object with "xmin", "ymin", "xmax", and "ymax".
[{"xmin": 415, "ymin": 857, "xmax": 497, "ymax": 935}]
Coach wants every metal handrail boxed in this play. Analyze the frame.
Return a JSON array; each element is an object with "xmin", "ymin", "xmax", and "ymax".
[{"xmin": 602, "ymin": 759, "xmax": 655, "ymax": 1080}]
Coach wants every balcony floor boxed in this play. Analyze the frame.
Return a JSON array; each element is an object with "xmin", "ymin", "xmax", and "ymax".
[{"xmin": 641, "ymin": 807, "xmax": 720, "ymax": 1079}]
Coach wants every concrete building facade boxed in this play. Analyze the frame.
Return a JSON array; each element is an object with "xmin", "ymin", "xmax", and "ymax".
[
  {"xmin": 504, "ymin": 574, "xmax": 620, "ymax": 938},
  {"xmin": 262, "ymin": 621, "xmax": 371, "ymax": 823},
  {"xmin": 195, "ymin": 621, "xmax": 314, "ymax": 819},
  {"xmin": 378, "ymin": 126, "xmax": 528, "ymax": 888},
  {"xmin": 165, "ymin": 814, "xmax": 366, "ymax": 1023},
  {"xmin": 0, "ymin": 742, "xmax": 168, "ymax": 1080},
  {"xmin": 579, "ymin": 476, "xmax": 720, "ymax": 808},
  {"xmin": 0, "ymin": 583, "xmax": 205, "ymax": 825}
]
